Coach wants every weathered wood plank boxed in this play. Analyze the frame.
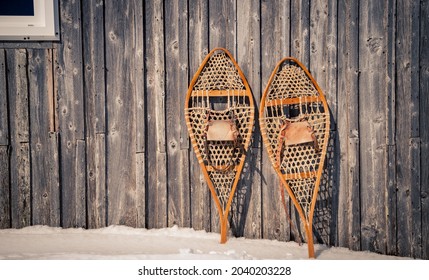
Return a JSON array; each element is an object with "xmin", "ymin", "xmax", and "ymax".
[
  {"xmin": 135, "ymin": 1, "xmax": 145, "ymax": 154},
  {"xmin": 188, "ymin": 0, "xmax": 211, "ymax": 232},
  {"xmin": 105, "ymin": 0, "xmax": 141, "ymax": 226},
  {"xmin": 6, "ymin": 49, "xmax": 30, "ymax": 144},
  {"xmin": 236, "ymin": 0, "xmax": 261, "ymax": 239},
  {"xmin": 0, "ymin": 49, "xmax": 8, "ymax": 145},
  {"xmin": 358, "ymin": 0, "xmax": 389, "ymax": 254},
  {"xmin": 396, "ymin": 0, "xmax": 422, "ymax": 258},
  {"xmin": 337, "ymin": 0, "xmax": 360, "ymax": 250},
  {"xmin": 165, "ymin": 0, "xmax": 191, "ymax": 228},
  {"xmin": 75, "ymin": 140, "xmax": 86, "ymax": 227},
  {"xmin": 261, "ymin": 0, "xmax": 291, "ymax": 242},
  {"xmin": 55, "ymin": 0, "xmax": 85, "ymax": 228},
  {"xmin": 146, "ymin": 0, "xmax": 168, "ymax": 228},
  {"xmin": 28, "ymin": 49, "xmax": 60, "ymax": 227},
  {"xmin": 291, "ymin": 0, "xmax": 310, "ymax": 64},
  {"xmin": 82, "ymin": 0, "xmax": 107, "ymax": 229},
  {"xmin": 209, "ymin": 0, "xmax": 236, "ymax": 53},
  {"xmin": 0, "ymin": 145, "xmax": 10, "ymax": 228},
  {"xmin": 309, "ymin": 0, "xmax": 338, "ymax": 246},
  {"xmin": 10, "ymin": 143, "xmax": 31, "ymax": 228},
  {"xmin": 136, "ymin": 152, "xmax": 145, "ymax": 228},
  {"xmin": 88, "ymin": 134, "xmax": 107, "ymax": 228},
  {"xmin": 6, "ymin": 49, "xmax": 31, "ymax": 229},
  {"xmin": 134, "ymin": 1, "xmax": 145, "ymax": 228},
  {"xmin": 420, "ymin": 0, "xmax": 429, "ymax": 260},
  {"xmin": 386, "ymin": 0, "xmax": 397, "ymax": 256}
]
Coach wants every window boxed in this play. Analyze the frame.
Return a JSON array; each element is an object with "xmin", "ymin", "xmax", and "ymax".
[{"xmin": 0, "ymin": 0, "xmax": 60, "ymax": 41}]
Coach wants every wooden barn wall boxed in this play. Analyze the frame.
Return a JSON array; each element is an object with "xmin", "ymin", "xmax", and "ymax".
[{"xmin": 0, "ymin": 0, "xmax": 428, "ymax": 259}]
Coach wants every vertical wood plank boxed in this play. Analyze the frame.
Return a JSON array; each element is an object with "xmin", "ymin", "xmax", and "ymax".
[
  {"xmin": 0, "ymin": 51, "xmax": 9, "ymax": 228},
  {"xmin": 0, "ymin": 49, "xmax": 8, "ymax": 145},
  {"xmin": 134, "ymin": 1, "xmax": 145, "ymax": 228},
  {"xmin": 337, "ymin": 0, "xmax": 361, "ymax": 251},
  {"xmin": 6, "ymin": 49, "xmax": 31, "ymax": 229},
  {"xmin": 55, "ymin": 0, "xmax": 85, "ymax": 228},
  {"xmin": 420, "ymin": 0, "xmax": 429, "ymax": 260},
  {"xmin": 235, "ymin": 0, "xmax": 261, "ymax": 239},
  {"xmin": 291, "ymin": 0, "xmax": 310, "ymax": 64},
  {"xmin": 105, "ymin": 0, "xmax": 140, "ymax": 226},
  {"xmin": 209, "ymin": 0, "xmax": 236, "ymax": 53},
  {"xmin": 82, "ymin": 0, "xmax": 107, "ymax": 229},
  {"xmin": 359, "ymin": 0, "xmax": 389, "ymax": 254},
  {"xmin": 136, "ymin": 152, "xmax": 145, "ymax": 228},
  {"xmin": 28, "ymin": 49, "xmax": 60, "ymax": 227},
  {"xmin": 386, "ymin": 0, "xmax": 397, "ymax": 256},
  {"xmin": 75, "ymin": 140, "xmax": 86, "ymax": 227},
  {"xmin": 261, "ymin": 0, "xmax": 290, "ymax": 241},
  {"xmin": 188, "ymin": 0, "xmax": 211, "ymax": 232},
  {"xmin": 0, "ymin": 145, "xmax": 10, "ymax": 228},
  {"xmin": 165, "ymin": 0, "xmax": 191, "ymax": 228},
  {"xmin": 146, "ymin": 0, "xmax": 167, "ymax": 228},
  {"xmin": 396, "ymin": 0, "xmax": 422, "ymax": 258},
  {"xmin": 309, "ymin": 0, "xmax": 338, "ymax": 246}
]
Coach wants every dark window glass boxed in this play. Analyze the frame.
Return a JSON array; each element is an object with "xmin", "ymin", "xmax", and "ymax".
[{"xmin": 0, "ymin": 0, "xmax": 35, "ymax": 16}]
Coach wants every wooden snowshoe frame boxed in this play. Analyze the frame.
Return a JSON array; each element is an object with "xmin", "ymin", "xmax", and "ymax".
[
  {"xmin": 184, "ymin": 48, "xmax": 255, "ymax": 243},
  {"xmin": 259, "ymin": 57, "xmax": 330, "ymax": 258}
]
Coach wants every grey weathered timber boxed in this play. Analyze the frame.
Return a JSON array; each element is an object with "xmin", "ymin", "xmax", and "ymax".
[
  {"xmin": 421, "ymin": 0, "xmax": 429, "ymax": 260},
  {"xmin": 105, "ymin": 0, "xmax": 141, "ymax": 227},
  {"xmin": 310, "ymin": 0, "xmax": 338, "ymax": 246},
  {"xmin": 28, "ymin": 49, "xmax": 60, "ymax": 227},
  {"xmin": 359, "ymin": 0, "xmax": 389, "ymax": 254},
  {"xmin": 55, "ymin": 0, "xmax": 85, "ymax": 228},
  {"xmin": 0, "ymin": 50, "xmax": 8, "ymax": 145},
  {"xmin": 235, "ymin": 0, "xmax": 262, "ymax": 239},
  {"xmin": 0, "ymin": 145, "xmax": 10, "ymax": 228},
  {"xmin": 165, "ymin": 0, "xmax": 191, "ymax": 228},
  {"xmin": 6, "ymin": 49, "xmax": 31, "ymax": 229},
  {"xmin": 336, "ymin": 0, "xmax": 361, "ymax": 251},
  {"xmin": 261, "ymin": 0, "xmax": 291, "ymax": 242},
  {"xmin": 82, "ymin": 0, "xmax": 107, "ymax": 229},
  {"xmin": 188, "ymin": 0, "xmax": 211, "ymax": 232},
  {"xmin": 396, "ymin": 0, "xmax": 422, "ymax": 258},
  {"xmin": 146, "ymin": 0, "xmax": 168, "ymax": 229},
  {"xmin": 134, "ymin": 0, "xmax": 146, "ymax": 229},
  {"xmin": 0, "ymin": 0, "xmax": 428, "ymax": 260}
]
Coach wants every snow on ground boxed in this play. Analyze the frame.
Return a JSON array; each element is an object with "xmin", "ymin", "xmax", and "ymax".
[{"xmin": 0, "ymin": 225, "xmax": 410, "ymax": 260}]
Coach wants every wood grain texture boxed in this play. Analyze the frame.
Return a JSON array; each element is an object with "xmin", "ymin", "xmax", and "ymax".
[
  {"xmin": 236, "ymin": 0, "xmax": 261, "ymax": 239},
  {"xmin": 0, "ymin": 0, "xmax": 427, "ymax": 259},
  {"xmin": 55, "ymin": 0, "xmax": 85, "ymax": 228},
  {"xmin": 358, "ymin": 0, "xmax": 389, "ymax": 254},
  {"xmin": 336, "ymin": 0, "xmax": 360, "ymax": 251},
  {"xmin": 396, "ymin": 0, "xmax": 422, "ymax": 258},
  {"xmin": 0, "ymin": 50, "xmax": 8, "ymax": 145},
  {"xmin": 0, "ymin": 145, "xmax": 10, "ymax": 228},
  {"xmin": 188, "ymin": 0, "xmax": 211, "ymax": 232},
  {"xmin": 165, "ymin": 0, "xmax": 191, "ymax": 228},
  {"xmin": 105, "ymin": 0, "xmax": 141, "ymax": 226},
  {"xmin": 82, "ymin": 0, "xmax": 107, "ymax": 229},
  {"xmin": 420, "ymin": 0, "xmax": 429, "ymax": 260},
  {"xmin": 146, "ymin": 0, "xmax": 168, "ymax": 228},
  {"xmin": 261, "ymin": 0, "xmax": 291, "ymax": 242},
  {"xmin": 28, "ymin": 49, "xmax": 60, "ymax": 227},
  {"xmin": 6, "ymin": 49, "xmax": 31, "ymax": 229}
]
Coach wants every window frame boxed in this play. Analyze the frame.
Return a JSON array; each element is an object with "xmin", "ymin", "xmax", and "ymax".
[{"xmin": 0, "ymin": 0, "xmax": 60, "ymax": 41}]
